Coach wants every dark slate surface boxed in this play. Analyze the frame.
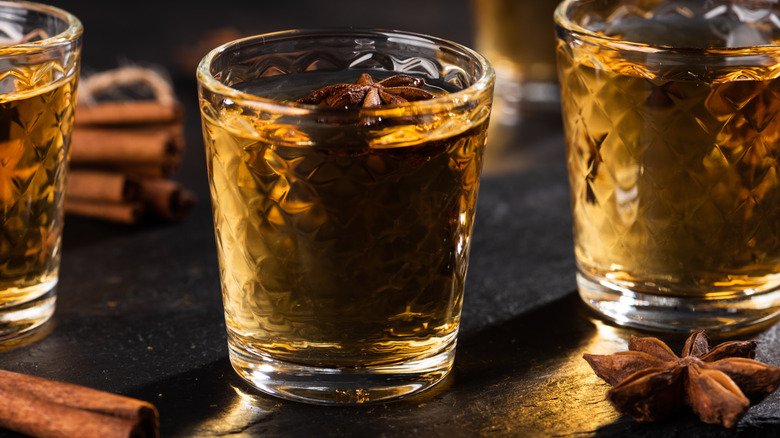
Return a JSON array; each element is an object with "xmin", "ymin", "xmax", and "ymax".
[{"xmin": 1, "ymin": 0, "xmax": 780, "ymax": 436}]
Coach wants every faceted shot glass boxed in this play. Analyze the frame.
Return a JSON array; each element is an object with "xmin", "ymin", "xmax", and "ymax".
[
  {"xmin": 556, "ymin": 0, "xmax": 780, "ymax": 333},
  {"xmin": 0, "ymin": 1, "xmax": 82, "ymax": 344},
  {"xmin": 197, "ymin": 29, "xmax": 494, "ymax": 404}
]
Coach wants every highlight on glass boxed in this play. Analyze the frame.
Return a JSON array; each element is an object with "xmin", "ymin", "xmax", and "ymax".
[
  {"xmin": 556, "ymin": 0, "xmax": 780, "ymax": 333},
  {"xmin": 197, "ymin": 29, "xmax": 494, "ymax": 404},
  {"xmin": 0, "ymin": 1, "xmax": 82, "ymax": 344}
]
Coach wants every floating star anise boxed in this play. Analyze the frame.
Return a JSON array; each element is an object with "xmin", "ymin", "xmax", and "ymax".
[
  {"xmin": 583, "ymin": 331, "xmax": 780, "ymax": 428},
  {"xmin": 297, "ymin": 73, "xmax": 436, "ymax": 108}
]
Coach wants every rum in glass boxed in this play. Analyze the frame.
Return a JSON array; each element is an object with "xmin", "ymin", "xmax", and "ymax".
[{"xmin": 198, "ymin": 29, "xmax": 494, "ymax": 404}]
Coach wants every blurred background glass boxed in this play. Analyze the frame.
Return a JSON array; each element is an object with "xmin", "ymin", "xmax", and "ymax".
[
  {"xmin": 472, "ymin": 0, "xmax": 560, "ymax": 125},
  {"xmin": 471, "ymin": 0, "xmax": 563, "ymax": 173}
]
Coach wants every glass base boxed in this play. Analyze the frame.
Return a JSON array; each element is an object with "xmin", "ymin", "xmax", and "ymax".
[
  {"xmin": 0, "ymin": 280, "xmax": 56, "ymax": 344},
  {"xmin": 577, "ymin": 272, "xmax": 780, "ymax": 334},
  {"xmin": 228, "ymin": 336, "xmax": 455, "ymax": 405}
]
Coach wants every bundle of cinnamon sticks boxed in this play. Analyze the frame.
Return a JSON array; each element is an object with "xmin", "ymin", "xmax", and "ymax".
[
  {"xmin": 0, "ymin": 369, "xmax": 158, "ymax": 438},
  {"xmin": 66, "ymin": 67, "xmax": 196, "ymax": 224}
]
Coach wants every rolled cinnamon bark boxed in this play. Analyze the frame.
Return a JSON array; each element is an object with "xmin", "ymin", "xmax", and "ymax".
[
  {"xmin": 71, "ymin": 126, "xmax": 183, "ymax": 165},
  {"xmin": 114, "ymin": 162, "xmax": 178, "ymax": 179},
  {"xmin": 65, "ymin": 199, "xmax": 143, "ymax": 225},
  {"xmin": 139, "ymin": 178, "xmax": 197, "ymax": 222},
  {"xmin": 67, "ymin": 170, "xmax": 140, "ymax": 203},
  {"xmin": 0, "ymin": 369, "xmax": 158, "ymax": 438},
  {"xmin": 0, "ymin": 390, "xmax": 142, "ymax": 438},
  {"xmin": 76, "ymin": 101, "xmax": 181, "ymax": 126}
]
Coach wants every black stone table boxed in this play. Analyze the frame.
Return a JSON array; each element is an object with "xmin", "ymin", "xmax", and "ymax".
[{"xmin": 2, "ymin": 0, "xmax": 780, "ymax": 436}]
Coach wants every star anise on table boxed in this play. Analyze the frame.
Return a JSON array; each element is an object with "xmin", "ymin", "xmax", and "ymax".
[
  {"xmin": 297, "ymin": 73, "xmax": 436, "ymax": 108},
  {"xmin": 583, "ymin": 330, "xmax": 780, "ymax": 428}
]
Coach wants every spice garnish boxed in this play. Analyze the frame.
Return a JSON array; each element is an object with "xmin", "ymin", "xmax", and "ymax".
[
  {"xmin": 297, "ymin": 73, "xmax": 436, "ymax": 108},
  {"xmin": 583, "ymin": 330, "xmax": 780, "ymax": 428}
]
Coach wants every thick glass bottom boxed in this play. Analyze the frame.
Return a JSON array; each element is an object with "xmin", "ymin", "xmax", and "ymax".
[
  {"xmin": 0, "ymin": 280, "xmax": 56, "ymax": 344},
  {"xmin": 228, "ymin": 335, "xmax": 455, "ymax": 405},
  {"xmin": 577, "ymin": 272, "xmax": 780, "ymax": 334}
]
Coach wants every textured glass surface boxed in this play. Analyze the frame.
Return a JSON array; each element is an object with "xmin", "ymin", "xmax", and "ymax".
[
  {"xmin": 558, "ymin": 0, "xmax": 780, "ymax": 299},
  {"xmin": 198, "ymin": 30, "xmax": 494, "ymax": 405},
  {"xmin": 559, "ymin": 0, "xmax": 780, "ymax": 48},
  {"xmin": 200, "ymin": 31, "xmax": 493, "ymax": 366},
  {"xmin": 0, "ymin": 2, "xmax": 81, "ymax": 341},
  {"xmin": 559, "ymin": 2, "xmax": 780, "ymax": 296}
]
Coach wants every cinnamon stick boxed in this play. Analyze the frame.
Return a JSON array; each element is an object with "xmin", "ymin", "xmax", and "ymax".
[
  {"xmin": 114, "ymin": 163, "xmax": 177, "ymax": 179},
  {"xmin": 0, "ymin": 369, "xmax": 158, "ymax": 438},
  {"xmin": 65, "ymin": 175, "xmax": 197, "ymax": 224},
  {"xmin": 71, "ymin": 126, "xmax": 183, "ymax": 166},
  {"xmin": 76, "ymin": 101, "xmax": 181, "ymax": 126},
  {"xmin": 65, "ymin": 199, "xmax": 143, "ymax": 225},
  {"xmin": 67, "ymin": 170, "xmax": 140, "ymax": 203},
  {"xmin": 65, "ymin": 67, "xmax": 195, "ymax": 225},
  {"xmin": 139, "ymin": 178, "xmax": 196, "ymax": 222}
]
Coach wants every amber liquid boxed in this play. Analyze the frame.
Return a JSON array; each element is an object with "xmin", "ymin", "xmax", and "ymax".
[
  {"xmin": 0, "ymin": 74, "xmax": 75, "ymax": 307},
  {"xmin": 559, "ymin": 42, "xmax": 780, "ymax": 298},
  {"xmin": 203, "ymin": 74, "xmax": 487, "ymax": 367}
]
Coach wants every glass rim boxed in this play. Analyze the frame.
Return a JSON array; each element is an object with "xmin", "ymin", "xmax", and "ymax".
[
  {"xmin": 554, "ymin": 0, "xmax": 780, "ymax": 55},
  {"xmin": 196, "ymin": 28, "xmax": 495, "ymax": 117},
  {"xmin": 0, "ymin": 0, "xmax": 82, "ymax": 54}
]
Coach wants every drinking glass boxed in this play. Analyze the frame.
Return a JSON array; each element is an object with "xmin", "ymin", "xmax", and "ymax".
[
  {"xmin": 556, "ymin": 0, "xmax": 780, "ymax": 333},
  {"xmin": 473, "ymin": 0, "xmax": 560, "ymax": 125},
  {"xmin": 197, "ymin": 29, "xmax": 494, "ymax": 404},
  {"xmin": 0, "ymin": 1, "xmax": 82, "ymax": 344}
]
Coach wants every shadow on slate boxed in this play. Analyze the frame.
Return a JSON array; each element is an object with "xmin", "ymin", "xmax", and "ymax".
[
  {"xmin": 455, "ymin": 290, "xmax": 594, "ymax": 386},
  {"xmin": 124, "ymin": 291, "xmax": 597, "ymax": 437}
]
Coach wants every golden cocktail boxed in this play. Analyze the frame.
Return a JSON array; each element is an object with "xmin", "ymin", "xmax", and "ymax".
[
  {"xmin": 198, "ymin": 29, "xmax": 494, "ymax": 404},
  {"xmin": 557, "ymin": 0, "xmax": 780, "ymax": 332},
  {"xmin": 0, "ymin": 2, "xmax": 81, "ymax": 343}
]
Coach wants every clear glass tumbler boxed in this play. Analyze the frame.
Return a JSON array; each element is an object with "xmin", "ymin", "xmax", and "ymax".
[
  {"xmin": 473, "ymin": 0, "xmax": 561, "ymax": 124},
  {"xmin": 556, "ymin": 0, "xmax": 780, "ymax": 333},
  {"xmin": 0, "ymin": 1, "xmax": 82, "ymax": 344},
  {"xmin": 197, "ymin": 29, "xmax": 494, "ymax": 404}
]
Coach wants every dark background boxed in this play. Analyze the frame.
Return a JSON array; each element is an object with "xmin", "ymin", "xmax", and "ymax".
[{"xmin": 0, "ymin": 1, "xmax": 779, "ymax": 437}]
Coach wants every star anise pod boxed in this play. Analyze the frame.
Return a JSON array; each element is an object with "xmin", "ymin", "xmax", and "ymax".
[
  {"xmin": 297, "ymin": 73, "xmax": 436, "ymax": 108},
  {"xmin": 583, "ymin": 331, "xmax": 780, "ymax": 428}
]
